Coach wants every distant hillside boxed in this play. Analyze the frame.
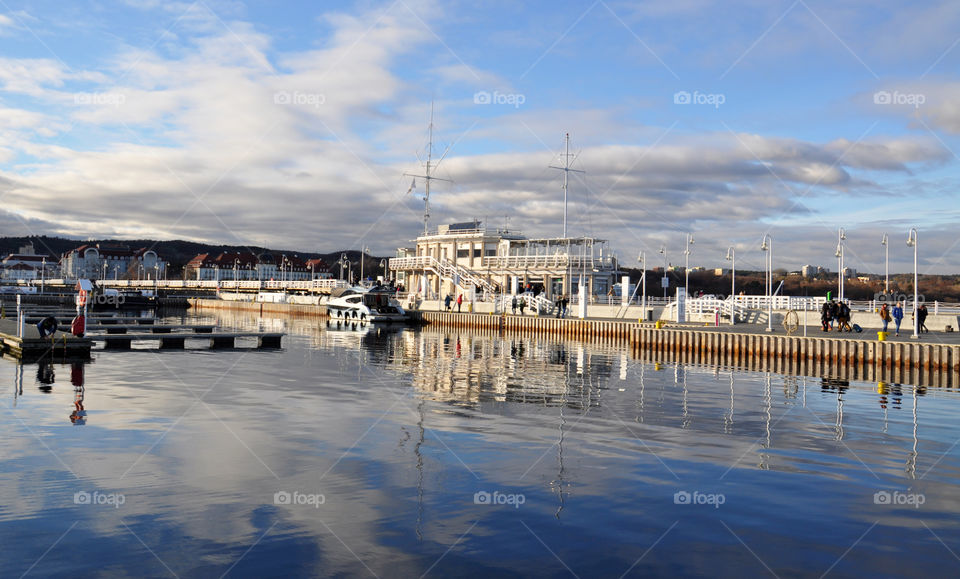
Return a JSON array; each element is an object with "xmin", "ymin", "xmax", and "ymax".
[{"xmin": 0, "ymin": 236, "xmax": 387, "ymax": 278}]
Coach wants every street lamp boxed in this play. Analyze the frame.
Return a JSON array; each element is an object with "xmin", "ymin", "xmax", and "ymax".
[
  {"xmin": 659, "ymin": 245, "xmax": 667, "ymax": 298},
  {"xmin": 234, "ymin": 258, "xmax": 240, "ymax": 285},
  {"xmin": 684, "ymin": 233, "xmax": 694, "ymax": 296},
  {"xmin": 637, "ymin": 251, "xmax": 646, "ymax": 318},
  {"xmin": 360, "ymin": 246, "xmax": 368, "ymax": 284},
  {"xmin": 340, "ymin": 253, "xmax": 348, "ymax": 281},
  {"xmin": 881, "ymin": 233, "xmax": 889, "ymax": 295},
  {"xmin": 40, "ymin": 257, "xmax": 45, "ymax": 294},
  {"xmin": 907, "ymin": 228, "xmax": 919, "ymax": 339},
  {"xmin": 761, "ymin": 234, "xmax": 773, "ymax": 332},
  {"xmin": 725, "ymin": 246, "xmax": 735, "ymax": 300},
  {"xmin": 836, "ymin": 227, "xmax": 846, "ymax": 302},
  {"xmin": 380, "ymin": 259, "xmax": 388, "ymax": 284}
]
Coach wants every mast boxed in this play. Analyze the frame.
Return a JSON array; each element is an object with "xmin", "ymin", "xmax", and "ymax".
[
  {"xmin": 405, "ymin": 102, "xmax": 451, "ymax": 236},
  {"xmin": 549, "ymin": 133, "xmax": 584, "ymax": 237}
]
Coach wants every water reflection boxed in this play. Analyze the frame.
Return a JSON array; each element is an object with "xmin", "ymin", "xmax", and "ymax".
[{"xmin": 5, "ymin": 311, "xmax": 955, "ymax": 576}]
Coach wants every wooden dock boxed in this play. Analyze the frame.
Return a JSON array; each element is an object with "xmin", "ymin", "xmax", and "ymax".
[
  {"xmin": 91, "ymin": 332, "xmax": 283, "ymax": 350},
  {"xmin": 0, "ymin": 318, "xmax": 94, "ymax": 361}
]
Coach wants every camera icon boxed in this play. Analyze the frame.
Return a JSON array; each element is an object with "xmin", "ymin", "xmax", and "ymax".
[
  {"xmin": 673, "ymin": 91, "xmax": 691, "ymax": 105},
  {"xmin": 274, "ymin": 491, "xmax": 291, "ymax": 505},
  {"xmin": 273, "ymin": 91, "xmax": 291, "ymax": 105},
  {"xmin": 874, "ymin": 491, "xmax": 891, "ymax": 505},
  {"xmin": 673, "ymin": 490, "xmax": 691, "ymax": 505},
  {"xmin": 473, "ymin": 91, "xmax": 491, "ymax": 105},
  {"xmin": 874, "ymin": 91, "xmax": 891, "ymax": 105},
  {"xmin": 474, "ymin": 491, "xmax": 492, "ymax": 505},
  {"xmin": 74, "ymin": 491, "xmax": 91, "ymax": 505}
]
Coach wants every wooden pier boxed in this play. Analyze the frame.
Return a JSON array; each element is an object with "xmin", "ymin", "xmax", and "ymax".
[
  {"xmin": 92, "ymin": 332, "xmax": 284, "ymax": 350},
  {"xmin": 0, "ymin": 318, "xmax": 94, "ymax": 361}
]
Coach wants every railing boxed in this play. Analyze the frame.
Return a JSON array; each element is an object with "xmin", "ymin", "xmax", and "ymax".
[
  {"xmin": 9, "ymin": 278, "xmax": 350, "ymax": 292},
  {"xmin": 389, "ymin": 256, "xmax": 497, "ymax": 294}
]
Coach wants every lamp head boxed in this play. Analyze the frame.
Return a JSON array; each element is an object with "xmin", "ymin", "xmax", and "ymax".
[
  {"xmin": 761, "ymin": 241, "xmax": 768, "ymax": 251},
  {"xmin": 881, "ymin": 234, "xmax": 887, "ymax": 246}
]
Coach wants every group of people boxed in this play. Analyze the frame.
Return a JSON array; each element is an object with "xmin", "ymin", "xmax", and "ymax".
[
  {"xmin": 554, "ymin": 295, "xmax": 569, "ymax": 318},
  {"xmin": 444, "ymin": 293, "xmax": 465, "ymax": 312},
  {"xmin": 878, "ymin": 302, "xmax": 929, "ymax": 336},
  {"xmin": 820, "ymin": 299, "xmax": 856, "ymax": 332}
]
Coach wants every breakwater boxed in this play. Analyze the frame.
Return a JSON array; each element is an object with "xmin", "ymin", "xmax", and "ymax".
[{"xmin": 185, "ymin": 299, "xmax": 959, "ymax": 386}]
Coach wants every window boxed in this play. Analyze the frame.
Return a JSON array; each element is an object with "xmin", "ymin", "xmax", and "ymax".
[
  {"xmin": 456, "ymin": 249, "xmax": 469, "ymax": 258},
  {"xmin": 485, "ymin": 248, "xmax": 496, "ymax": 257},
  {"xmin": 473, "ymin": 248, "xmax": 482, "ymax": 258}
]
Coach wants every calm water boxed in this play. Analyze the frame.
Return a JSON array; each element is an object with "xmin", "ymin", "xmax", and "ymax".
[{"xmin": 3, "ymin": 310, "xmax": 960, "ymax": 578}]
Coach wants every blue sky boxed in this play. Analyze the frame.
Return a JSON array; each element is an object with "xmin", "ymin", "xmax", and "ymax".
[{"xmin": 0, "ymin": 0, "xmax": 958, "ymax": 274}]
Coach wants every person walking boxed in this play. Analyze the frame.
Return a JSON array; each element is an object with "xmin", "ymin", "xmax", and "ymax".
[
  {"xmin": 892, "ymin": 301, "xmax": 904, "ymax": 336},
  {"xmin": 444, "ymin": 294, "xmax": 452, "ymax": 311},
  {"xmin": 519, "ymin": 297, "xmax": 526, "ymax": 315},
  {"xmin": 456, "ymin": 293, "xmax": 463, "ymax": 313},
  {"xmin": 879, "ymin": 303, "xmax": 891, "ymax": 333},
  {"xmin": 820, "ymin": 301, "xmax": 832, "ymax": 332},
  {"xmin": 511, "ymin": 296, "xmax": 518, "ymax": 315},
  {"xmin": 555, "ymin": 295, "xmax": 563, "ymax": 318},
  {"xmin": 918, "ymin": 303, "xmax": 929, "ymax": 333},
  {"xmin": 837, "ymin": 301, "xmax": 852, "ymax": 332}
]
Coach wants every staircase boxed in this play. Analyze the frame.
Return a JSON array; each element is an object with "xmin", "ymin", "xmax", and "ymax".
[{"xmin": 421, "ymin": 257, "xmax": 497, "ymax": 295}]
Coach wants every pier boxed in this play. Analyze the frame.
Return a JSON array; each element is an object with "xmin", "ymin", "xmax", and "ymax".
[{"xmin": 0, "ymin": 318, "xmax": 94, "ymax": 361}]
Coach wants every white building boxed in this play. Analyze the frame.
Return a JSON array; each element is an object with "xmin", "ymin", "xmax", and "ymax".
[
  {"xmin": 60, "ymin": 244, "xmax": 166, "ymax": 280},
  {"xmin": 389, "ymin": 221, "xmax": 621, "ymax": 301},
  {"xmin": 1, "ymin": 243, "xmax": 56, "ymax": 280}
]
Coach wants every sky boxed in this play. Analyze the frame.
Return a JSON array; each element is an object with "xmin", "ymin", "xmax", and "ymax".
[{"xmin": 1, "ymin": 0, "xmax": 959, "ymax": 275}]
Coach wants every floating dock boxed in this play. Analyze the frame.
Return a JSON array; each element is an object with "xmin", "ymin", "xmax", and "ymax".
[{"xmin": 0, "ymin": 318, "xmax": 94, "ymax": 361}]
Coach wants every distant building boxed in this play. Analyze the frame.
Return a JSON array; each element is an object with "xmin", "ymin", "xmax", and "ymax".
[
  {"xmin": 842, "ymin": 267, "xmax": 857, "ymax": 279},
  {"xmin": 60, "ymin": 243, "xmax": 165, "ymax": 280},
  {"xmin": 713, "ymin": 268, "xmax": 730, "ymax": 276},
  {"xmin": 183, "ymin": 252, "xmax": 311, "ymax": 281},
  {"xmin": 801, "ymin": 264, "xmax": 826, "ymax": 278},
  {"xmin": 1, "ymin": 242, "xmax": 56, "ymax": 280},
  {"xmin": 304, "ymin": 258, "xmax": 333, "ymax": 279}
]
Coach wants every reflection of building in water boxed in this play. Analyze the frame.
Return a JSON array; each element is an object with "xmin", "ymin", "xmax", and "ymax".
[{"xmin": 405, "ymin": 331, "xmax": 616, "ymax": 408}]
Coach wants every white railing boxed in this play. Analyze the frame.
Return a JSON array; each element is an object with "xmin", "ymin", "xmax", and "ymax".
[
  {"xmin": 389, "ymin": 256, "xmax": 497, "ymax": 295},
  {"xmin": 495, "ymin": 293, "xmax": 555, "ymax": 315}
]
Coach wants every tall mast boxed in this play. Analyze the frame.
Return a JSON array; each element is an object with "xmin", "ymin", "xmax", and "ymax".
[
  {"xmin": 405, "ymin": 102, "xmax": 451, "ymax": 236},
  {"xmin": 549, "ymin": 132, "xmax": 584, "ymax": 237}
]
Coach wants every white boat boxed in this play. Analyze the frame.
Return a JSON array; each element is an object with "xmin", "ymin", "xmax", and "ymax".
[{"xmin": 325, "ymin": 286, "xmax": 408, "ymax": 323}]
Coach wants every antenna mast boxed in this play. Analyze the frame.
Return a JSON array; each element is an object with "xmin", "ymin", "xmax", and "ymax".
[
  {"xmin": 405, "ymin": 102, "xmax": 452, "ymax": 236},
  {"xmin": 549, "ymin": 132, "xmax": 585, "ymax": 237}
]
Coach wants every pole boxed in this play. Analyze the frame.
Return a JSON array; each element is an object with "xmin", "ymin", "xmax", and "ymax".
[
  {"xmin": 563, "ymin": 134, "xmax": 569, "ymax": 237},
  {"xmin": 909, "ymin": 228, "xmax": 919, "ymax": 339}
]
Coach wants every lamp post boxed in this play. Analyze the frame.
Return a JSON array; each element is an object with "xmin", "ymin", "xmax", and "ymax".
[
  {"xmin": 637, "ymin": 251, "xmax": 646, "ymax": 319},
  {"xmin": 360, "ymin": 246, "xmax": 368, "ymax": 284},
  {"xmin": 102, "ymin": 261, "xmax": 107, "ymax": 281},
  {"xmin": 907, "ymin": 228, "xmax": 919, "ymax": 339},
  {"xmin": 114, "ymin": 265, "xmax": 119, "ymax": 280},
  {"xmin": 40, "ymin": 257, "xmax": 45, "ymax": 294},
  {"xmin": 881, "ymin": 233, "xmax": 889, "ymax": 295},
  {"xmin": 725, "ymin": 246, "xmax": 735, "ymax": 300},
  {"xmin": 234, "ymin": 258, "xmax": 240, "ymax": 286},
  {"xmin": 380, "ymin": 259, "xmax": 388, "ymax": 284},
  {"xmin": 836, "ymin": 227, "xmax": 846, "ymax": 302},
  {"xmin": 684, "ymin": 233, "xmax": 694, "ymax": 297},
  {"xmin": 659, "ymin": 245, "xmax": 667, "ymax": 298},
  {"xmin": 761, "ymin": 234, "xmax": 773, "ymax": 332},
  {"xmin": 340, "ymin": 253, "xmax": 347, "ymax": 281}
]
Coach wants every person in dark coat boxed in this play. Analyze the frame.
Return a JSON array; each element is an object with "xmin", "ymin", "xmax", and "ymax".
[
  {"xmin": 444, "ymin": 295, "xmax": 452, "ymax": 311},
  {"xmin": 918, "ymin": 304, "xmax": 929, "ymax": 333},
  {"xmin": 821, "ymin": 301, "xmax": 832, "ymax": 332}
]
